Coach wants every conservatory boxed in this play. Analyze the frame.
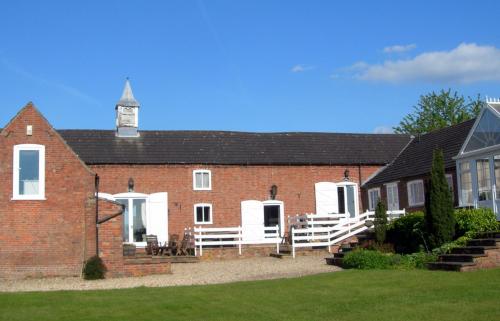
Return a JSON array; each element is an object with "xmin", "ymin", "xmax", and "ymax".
[{"xmin": 455, "ymin": 99, "xmax": 500, "ymax": 220}]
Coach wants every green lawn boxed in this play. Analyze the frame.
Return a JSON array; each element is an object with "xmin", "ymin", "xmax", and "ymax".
[{"xmin": 1, "ymin": 269, "xmax": 499, "ymax": 321}]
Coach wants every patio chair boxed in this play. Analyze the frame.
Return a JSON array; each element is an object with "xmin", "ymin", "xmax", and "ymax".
[
  {"xmin": 165, "ymin": 234, "xmax": 180, "ymax": 256},
  {"xmin": 177, "ymin": 232, "xmax": 194, "ymax": 256},
  {"xmin": 145, "ymin": 234, "xmax": 167, "ymax": 256}
]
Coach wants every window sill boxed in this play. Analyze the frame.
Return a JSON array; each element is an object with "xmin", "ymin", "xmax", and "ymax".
[
  {"xmin": 11, "ymin": 196, "xmax": 46, "ymax": 201},
  {"xmin": 194, "ymin": 222, "xmax": 213, "ymax": 225},
  {"xmin": 193, "ymin": 188, "xmax": 212, "ymax": 191},
  {"xmin": 408, "ymin": 203, "xmax": 424, "ymax": 208}
]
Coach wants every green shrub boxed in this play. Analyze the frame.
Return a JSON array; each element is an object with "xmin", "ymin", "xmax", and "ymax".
[
  {"xmin": 432, "ymin": 235, "xmax": 471, "ymax": 255},
  {"xmin": 343, "ymin": 249, "xmax": 437, "ymax": 270},
  {"xmin": 342, "ymin": 249, "xmax": 392, "ymax": 269},
  {"xmin": 387, "ymin": 212, "xmax": 426, "ymax": 254},
  {"xmin": 454, "ymin": 208, "xmax": 498, "ymax": 237},
  {"xmin": 83, "ymin": 255, "xmax": 107, "ymax": 280},
  {"xmin": 374, "ymin": 201, "xmax": 388, "ymax": 244}
]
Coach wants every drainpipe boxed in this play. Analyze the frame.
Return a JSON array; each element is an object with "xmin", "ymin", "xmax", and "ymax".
[{"xmin": 95, "ymin": 174, "xmax": 100, "ymax": 257}]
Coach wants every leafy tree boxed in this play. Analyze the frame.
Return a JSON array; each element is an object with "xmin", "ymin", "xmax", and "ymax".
[
  {"xmin": 425, "ymin": 149, "xmax": 455, "ymax": 248},
  {"xmin": 394, "ymin": 89, "xmax": 483, "ymax": 134},
  {"xmin": 374, "ymin": 200, "xmax": 388, "ymax": 244}
]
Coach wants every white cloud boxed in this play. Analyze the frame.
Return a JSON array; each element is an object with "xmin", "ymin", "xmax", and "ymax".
[
  {"xmin": 373, "ymin": 126, "xmax": 394, "ymax": 134},
  {"xmin": 291, "ymin": 64, "xmax": 315, "ymax": 73},
  {"xmin": 351, "ymin": 43, "xmax": 500, "ymax": 83},
  {"xmin": 383, "ymin": 44, "xmax": 416, "ymax": 53}
]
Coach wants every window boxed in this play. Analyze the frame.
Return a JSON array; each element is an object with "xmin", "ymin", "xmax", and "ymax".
[
  {"xmin": 407, "ymin": 180, "xmax": 425, "ymax": 207},
  {"xmin": 476, "ymin": 159, "xmax": 492, "ymax": 201},
  {"xmin": 194, "ymin": 203, "xmax": 212, "ymax": 224},
  {"xmin": 386, "ymin": 182, "xmax": 399, "ymax": 211},
  {"xmin": 445, "ymin": 174, "xmax": 454, "ymax": 201},
  {"xmin": 193, "ymin": 170, "xmax": 211, "ymax": 190},
  {"xmin": 459, "ymin": 161, "xmax": 473, "ymax": 205},
  {"xmin": 13, "ymin": 144, "xmax": 45, "ymax": 200},
  {"xmin": 368, "ymin": 188, "xmax": 380, "ymax": 211}
]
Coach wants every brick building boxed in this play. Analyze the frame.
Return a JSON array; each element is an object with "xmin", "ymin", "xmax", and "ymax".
[{"xmin": 0, "ymin": 80, "xmax": 410, "ymax": 278}]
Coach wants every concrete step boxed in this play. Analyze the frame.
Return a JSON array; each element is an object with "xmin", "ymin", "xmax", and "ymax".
[
  {"xmin": 439, "ymin": 254, "xmax": 484, "ymax": 263},
  {"xmin": 270, "ymin": 253, "xmax": 292, "ymax": 259},
  {"xmin": 325, "ymin": 257, "xmax": 343, "ymax": 266},
  {"xmin": 427, "ymin": 261, "xmax": 476, "ymax": 271},
  {"xmin": 475, "ymin": 231, "xmax": 500, "ymax": 239},
  {"xmin": 450, "ymin": 246, "xmax": 492, "ymax": 255},
  {"xmin": 467, "ymin": 239, "xmax": 498, "ymax": 247}
]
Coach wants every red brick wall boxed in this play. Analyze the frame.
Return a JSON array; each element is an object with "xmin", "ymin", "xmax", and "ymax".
[
  {"xmin": 0, "ymin": 104, "xmax": 97, "ymax": 278},
  {"xmin": 91, "ymin": 164, "xmax": 382, "ymax": 237}
]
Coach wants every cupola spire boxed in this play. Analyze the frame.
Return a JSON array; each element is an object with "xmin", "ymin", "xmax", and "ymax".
[{"xmin": 115, "ymin": 78, "xmax": 140, "ymax": 137}]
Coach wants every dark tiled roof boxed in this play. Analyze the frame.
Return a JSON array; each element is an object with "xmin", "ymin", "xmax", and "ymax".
[
  {"xmin": 364, "ymin": 119, "xmax": 475, "ymax": 187},
  {"xmin": 57, "ymin": 130, "xmax": 411, "ymax": 166}
]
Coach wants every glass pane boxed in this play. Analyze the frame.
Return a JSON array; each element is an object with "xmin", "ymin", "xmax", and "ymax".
[
  {"xmin": 476, "ymin": 159, "xmax": 492, "ymax": 201},
  {"xmin": 196, "ymin": 206, "xmax": 203, "ymax": 222},
  {"xmin": 203, "ymin": 173, "xmax": 210, "ymax": 188},
  {"xmin": 460, "ymin": 162, "xmax": 473, "ymax": 205},
  {"xmin": 116, "ymin": 199, "xmax": 129, "ymax": 242},
  {"xmin": 19, "ymin": 150, "xmax": 39, "ymax": 195},
  {"xmin": 203, "ymin": 206, "xmax": 210, "ymax": 222},
  {"xmin": 495, "ymin": 156, "xmax": 500, "ymax": 199},
  {"xmin": 195, "ymin": 173, "xmax": 202, "ymax": 188},
  {"xmin": 132, "ymin": 199, "xmax": 147, "ymax": 242},
  {"xmin": 346, "ymin": 186, "xmax": 356, "ymax": 218},
  {"xmin": 338, "ymin": 188, "xmax": 345, "ymax": 214},
  {"xmin": 464, "ymin": 109, "xmax": 500, "ymax": 152}
]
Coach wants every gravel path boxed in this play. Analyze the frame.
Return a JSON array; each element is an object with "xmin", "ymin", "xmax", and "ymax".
[{"xmin": 0, "ymin": 256, "xmax": 341, "ymax": 292}]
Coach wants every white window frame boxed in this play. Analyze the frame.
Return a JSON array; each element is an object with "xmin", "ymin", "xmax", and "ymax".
[
  {"xmin": 407, "ymin": 179, "xmax": 425, "ymax": 207},
  {"xmin": 193, "ymin": 169, "xmax": 212, "ymax": 191},
  {"xmin": 368, "ymin": 187, "xmax": 381, "ymax": 211},
  {"xmin": 114, "ymin": 192, "xmax": 149, "ymax": 246},
  {"xmin": 194, "ymin": 203, "xmax": 213, "ymax": 224},
  {"xmin": 12, "ymin": 144, "xmax": 45, "ymax": 200}
]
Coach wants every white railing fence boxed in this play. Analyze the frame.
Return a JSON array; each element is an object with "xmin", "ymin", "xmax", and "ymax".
[
  {"xmin": 194, "ymin": 225, "xmax": 281, "ymax": 256},
  {"xmin": 194, "ymin": 209, "xmax": 406, "ymax": 258},
  {"xmin": 290, "ymin": 209, "xmax": 406, "ymax": 258}
]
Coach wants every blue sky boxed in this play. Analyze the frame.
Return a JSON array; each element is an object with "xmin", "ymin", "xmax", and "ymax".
[{"xmin": 1, "ymin": 1, "xmax": 500, "ymax": 133}]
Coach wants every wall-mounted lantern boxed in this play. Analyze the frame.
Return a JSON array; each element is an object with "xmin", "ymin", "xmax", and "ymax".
[
  {"xmin": 128, "ymin": 177, "xmax": 135, "ymax": 192},
  {"xmin": 270, "ymin": 184, "xmax": 278, "ymax": 200},
  {"xmin": 344, "ymin": 169, "xmax": 350, "ymax": 181}
]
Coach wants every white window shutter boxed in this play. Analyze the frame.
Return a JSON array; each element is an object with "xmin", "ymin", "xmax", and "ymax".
[
  {"xmin": 241, "ymin": 200, "xmax": 264, "ymax": 242},
  {"xmin": 147, "ymin": 192, "xmax": 169, "ymax": 244},
  {"xmin": 315, "ymin": 182, "xmax": 338, "ymax": 215}
]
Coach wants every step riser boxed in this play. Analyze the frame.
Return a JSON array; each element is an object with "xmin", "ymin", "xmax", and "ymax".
[
  {"xmin": 467, "ymin": 239, "xmax": 497, "ymax": 247},
  {"xmin": 440, "ymin": 255, "xmax": 474, "ymax": 263},
  {"xmin": 451, "ymin": 248, "xmax": 485, "ymax": 255}
]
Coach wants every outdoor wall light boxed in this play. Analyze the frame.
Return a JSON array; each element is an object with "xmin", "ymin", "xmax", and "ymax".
[
  {"xmin": 344, "ymin": 168, "xmax": 350, "ymax": 181},
  {"xmin": 270, "ymin": 184, "xmax": 278, "ymax": 200},
  {"xmin": 128, "ymin": 177, "xmax": 135, "ymax": 192}
]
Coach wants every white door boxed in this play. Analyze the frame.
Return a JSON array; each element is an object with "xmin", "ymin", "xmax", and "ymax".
[
  {"xmin": 241, "ymin": 200, "xmax": 264, "ymax": 242},
  {"xmin": 315, "ymin": 182, "xmax": 338, "ymax": 215},
  {"xmin": 147, "ymin": 192, "xmax": 169, "ymax": 244},
  {"xmin": 386, "ymin": 183, "xmax": 399, "ymax": 211}
]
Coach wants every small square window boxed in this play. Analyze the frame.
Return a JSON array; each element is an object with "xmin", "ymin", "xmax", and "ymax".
[
  {"xmin": 13, "ymin": 144, "xmax": 45, "ymax": 200},
  {"xmin": 194, "ymin": 204, "xmax": 212, "ymax": 224},
  {"xmin": 193, "ymin": 170, "xmax": 211, "ymax": 190}
]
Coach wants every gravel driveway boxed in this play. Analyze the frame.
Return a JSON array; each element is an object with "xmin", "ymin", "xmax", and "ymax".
[{"xmin": 0, "ymin": 256, "xmax": 341, "ymax": 292}]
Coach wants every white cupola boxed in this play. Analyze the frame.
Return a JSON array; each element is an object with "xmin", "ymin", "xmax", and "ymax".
[{"xmin": 116, "ymin": 78, "xmax": 140, "ymax": 137}]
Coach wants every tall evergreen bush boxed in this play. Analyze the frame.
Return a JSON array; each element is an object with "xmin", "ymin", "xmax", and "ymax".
[
  {"xmin": 374, "ymin": 200, "xmax": 388, "ymax": 244},
  {"xmin": 425, "ymin": 149, "xmax": 455, "ymax": 248}
]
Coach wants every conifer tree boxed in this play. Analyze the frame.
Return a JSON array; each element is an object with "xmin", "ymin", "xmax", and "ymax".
[
  {"xmin": 426, "ymin": 149, "xmax": 455, "ymax": 248},
  {"xmin": 374, "ymin": 200, "xmax": 388, "ymax": 244}
]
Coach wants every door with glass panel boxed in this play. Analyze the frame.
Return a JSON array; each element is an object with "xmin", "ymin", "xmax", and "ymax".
[
  {"xmin": 476, "ymin": 158, "xmax": 494, "ymax": 210},
  {"xmin": 115, "ymin": 198, "xmax": 148, "ymax": 245}
]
